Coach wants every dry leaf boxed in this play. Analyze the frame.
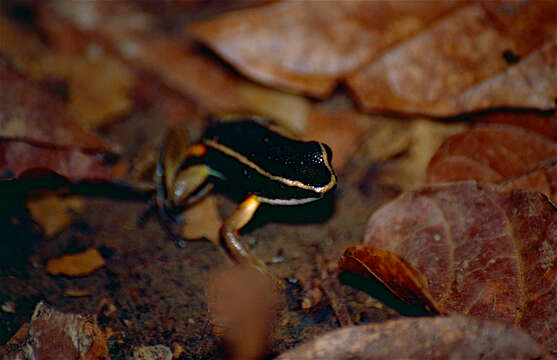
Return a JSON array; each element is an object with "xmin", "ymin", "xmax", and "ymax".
[
  {"xmin": 46, "ymin": 248, "xmax": 106, "ymax": 277},
  {"xmin": 0, "ymin": 13, "xmax": 48, "ymax": 71},
  {"xmin": 472, "ymin": 110, "xmax": 557, "ymax": 141},
  {"xmin": 347, "ymin": 2, "xmax": 556, "ymax": 116},
  {"xmin": 27, "ymin": 192, "xmax": 84, "ymax": 237},
  {"xmin": 500, "ymin": 160, "xmax": 557, "ymax": 205},
  {"xmin": 188, "ymin": 1, "xmax": 463, "ymax": 97},
  {"xmin": 39, "ymin": 1, "xmax": 369, "ymax": 172},
  {"xmin": 0, "ymin": 141, "xmax": 114, "ymax": 183},
  {"xmin": 0, "ymin": 14, "xmax": 133, "ymax": 130},
  {"xmin": 302, "ymin": 99, "xmax": 374, "ymax": 172},
  {"xmin": 276, "ymin": 316, "xmax": 542, "ymax": 360},
  {"xmin": 0, "ymin": 60, "xmax": 111, "ymax": 152},
  {"xmin": 131, "ymin": 345, "xmax": 173, "ymax": 360},
  {"xmin": 34, "ymin": 51, "xmax": 134, "ymax": 130},
  {"xmin": 0, "ymin": 301, "xmax": 108, "ymax": 359},
  {"xmin": 364, "ymin": 181, "xmax": 557, "ymax": 350},
  {"xmin": 339, "ymin": 245, "xmax": 441, "ymax": 314},
  {"xmin": 38, "ymin": 1, "xmax": 244, "ymax": 112},
  {"xmin": 237, "ymin": 82, "xmax": 311, "ymax": 134},
  {"xmin": 374, "ymin": 119, "xmax": 468, "ymax": 191},
  {"xmin": 180, "ymin": 195, "xmax": 222, "ymax": 245},
  {"xmin": 427, "ymin": 124, "xmax": 557, "ymax": 183},
  {"xmin": 0, "ymin": 61, "xmax": 118, "ymax": 183}
]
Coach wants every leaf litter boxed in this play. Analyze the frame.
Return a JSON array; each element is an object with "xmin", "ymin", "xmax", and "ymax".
[
  {"xmin": 362, "ymin": 181, "xmax": 557, "ymax": 350},
  {"xmin": 1, "ymin": 0, "xmax": 556, "ymax": 358}
]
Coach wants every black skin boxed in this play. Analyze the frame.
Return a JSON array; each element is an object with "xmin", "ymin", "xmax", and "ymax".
[{"xmin": 185, "ymin": 121, "xmax": 335, "ymax": 202}]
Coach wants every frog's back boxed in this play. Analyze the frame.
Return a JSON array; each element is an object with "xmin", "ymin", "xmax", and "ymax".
[
  {"xmin": 203, "ymin": 121, "xmax": 332, "ymax": 185},
  {"xmin": 198, "ymin": 120, "xmax": 336, "ymax": 204}
]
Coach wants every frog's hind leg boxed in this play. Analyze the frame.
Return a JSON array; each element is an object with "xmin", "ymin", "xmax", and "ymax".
[{"xmin": 220, "ymin": 195, "xmax": 269, "ymax": 272}]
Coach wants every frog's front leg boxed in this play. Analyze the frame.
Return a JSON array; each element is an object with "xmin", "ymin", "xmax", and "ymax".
[
  {"xmin": 162, "ymin": 164, "xmax": 220, "ymax": 223},
  {"xmin": 221, "ymin": 195, "xmax": 268, "ymax": 272}
]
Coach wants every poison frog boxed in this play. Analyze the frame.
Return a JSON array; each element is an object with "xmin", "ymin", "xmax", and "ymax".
[{"xmin": 156, "ymin": 118, "xmax": 337, "ymax": 272}]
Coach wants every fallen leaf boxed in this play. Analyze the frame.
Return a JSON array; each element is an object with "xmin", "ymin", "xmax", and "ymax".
[
  {"xmin": 38, "ymin": 2, "xmax": 369, "ymax": 172},
  {"xmin": 0, "ymin": 14, "xmax": 134, "ymax": 131},
  {"xmin": 363, "ymin": 181, "xmax": 557, "ymax": 350},
  {"xmin": 208, "ymin": 265, "xmax": 278, "ymax": 360},
  {"xmin": 188, "ymin": 1, "xmax": 464, "ymax": 97},
  {"xmin": 302, "ymin": 98, "xmax": 374, "ymax": 172},
  {"xmin": 180, "ymin": 195, "xmax": 222, "ymax": 245},
  {"xmin": 122, "ymin": 37, "xmax": 247, "ymax": 113},
  {"xmin": 237, "ymin": 82, "xmax": 311, "ymax": 134},
  {"xmin": 276, "ymin": 315, "xmax": 543, "ymax": 360},
  {"xmin": 34, "ymin": 51, "xmax": 134, "ymax": 130},
  {"xmin": 1, "ymin": 322, "xmax": 29, "ymax": 348},
  {"xmin": 500, "ymin": 159, "xmax": 557, "ymax": 205},
  {"xmin": 27, "ymin": 192, "xmax": 84, "ymax": 237},
  {"xmin": 347, "ymin": 3, "xmax": 557, "ymax": 116},
  {"xmin": 133, "ymin": 71, "xmax": 204, "ymax": 130},
  {"xmin": 171, "ymin": 343, "xmax": 185, "ymax": 359},
  {"xmin": 374, "ymin": 119, "xmax": 468, "ymax": 191},
  {"xmin": 427, "ymin": 124, "xmax": 557, "ymax": 184},
  {"xmin": 339, "ymin": 245, "xmax": 441, "ymax": 314},
  {"xmin": 46, "ymin": 248, "xmax": 106, "ymax": 277},
  {"xmin": 39, "ymin": 1, "xmax": 242, "ymax": 111},
  {"xmin": 0, "ymin": 301, "xmax": 108, "ymax": 359},
  {"xmin": 0, "ymin": 60, "xmax": 112, "ymax": 152},
  {"xmin": 0, "ymin": 13, "xmax": 48, "ymax": 72},
  {"xmin": 0, "ymin": 141, "xmax": 114, "ymax": 183},
  {"xmin": 132, "ymin": 345, "xmax": 172, "ymax": 360},
  {"xmin": 472, "ymin": 110, "xmax": 557, "ymax": 141}
]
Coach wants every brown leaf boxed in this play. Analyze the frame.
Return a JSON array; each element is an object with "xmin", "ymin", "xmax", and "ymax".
[
  {"xmin": 38, "ymin": 1, "xmax": 244, "ymax": 112},
  {"xmin": 347, "ymin": 3, "xmax": 557, "ymax": 116},
  {"xmin": 34, "ymin": 51, "xmax": 134, "ymax": 130},
  {"xmin": 0, "ymin": 301, "xmax": 108, "ymax": 359},
  {"xmin": 500, "ymin": 159, "xmax": 557, "ymax": 205},
  {"xmin": 0, "ymin": 13, "xmax": 48, "ymax": 71},
  {"xmin": 131, "ymin": 345, "xmax": 173, "ymax": 360},
  {"xmin": 46, "ymin": 248, "xmax": 106, "ymax": 277},
  {"xmin": 124, "ymin": 37, "xmax": 247, "ymax": 113},
  {"xmin": 302, "ymin": 99, "xmax": 374, "ymax": 172},
  {"xmin": 188, "ymin": 1, "xmax": 464, "ymax": 97},
  {"xmin": 208, "ymin": 265, "xmax": 278, "ymax": 360},
  {"xmin": 426, "ymin": 124, "xmax": 557, "ymax": 184},
  {"xmin": 38, "ymin": 2, "xmax": 369, "ymax": 172},
  {"xmin": 339, "ymin": 245, "xmax": 442, "ymax": 315},
  {"xmin": 363, "ymin": 181, "xmax": 557, "ymax": 350},
  {"xmin": 367, "ymin": 119, "xmax": 468, "ymax": 191},
  {"xmin": 0, "ymin": 141, "xmax": 114, "ymax": 182},
  {"xmin": 276, "ymin": 315, "xmax": 542, "ymax": 360},
  {"xmin": 0, "ymin": 60, "xmax": 112, "ymax": 152},
  {"xmin": 0, "ymin": 14, "xmax": 133, "ymax": 131},
  {"xmin": 472, "ymin": 110, "xmax": 557, "ymax": 141},
  {"xmin": 27, "ymin": 192, "xmax": 84, "ymax": 237},
  {"xmin": 180, "ymin": 195, "xmax": 222, "ymax": 245}
]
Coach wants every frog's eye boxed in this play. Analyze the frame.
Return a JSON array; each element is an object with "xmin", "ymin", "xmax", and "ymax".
[{"xmin": 323, "ymin": 144, "xmax": 333, "ymax": 163}]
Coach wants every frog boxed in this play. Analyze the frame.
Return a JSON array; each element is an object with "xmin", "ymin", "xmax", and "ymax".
[{"xmin": 156, "ymin": 117, "xmax": 337, "ymax": 272}]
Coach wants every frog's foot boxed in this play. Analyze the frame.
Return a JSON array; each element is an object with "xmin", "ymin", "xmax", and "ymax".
[{"xmin": 220, "ymin": 195, "xmax": 271, "ymax": 274}]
